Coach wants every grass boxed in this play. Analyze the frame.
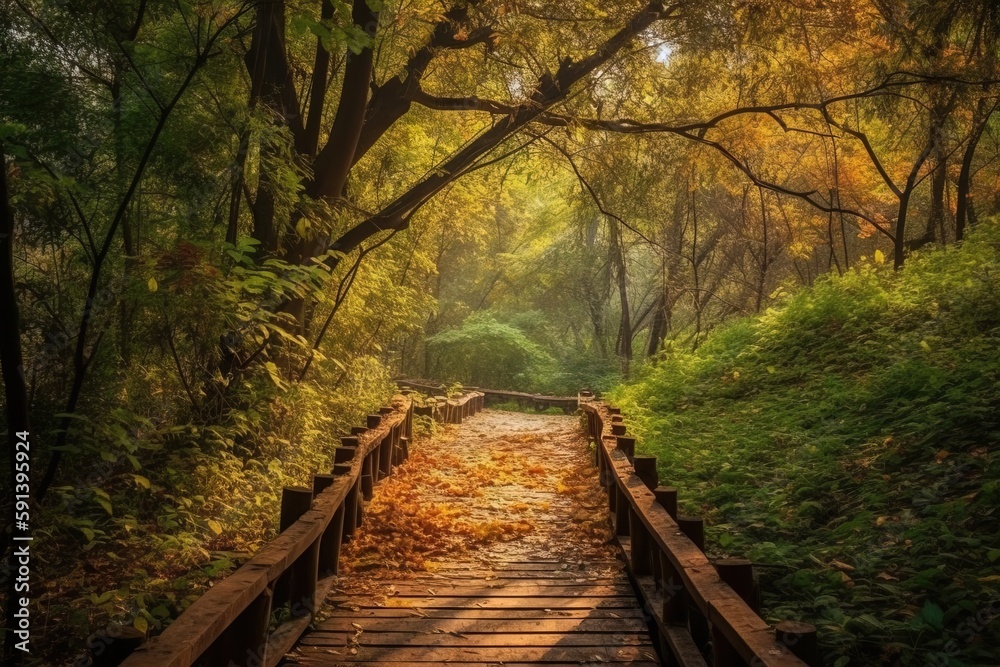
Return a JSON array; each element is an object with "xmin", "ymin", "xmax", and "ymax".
[{"xmin": 610, "ymin": 221, "xmax": 1000, "ymax": 666}]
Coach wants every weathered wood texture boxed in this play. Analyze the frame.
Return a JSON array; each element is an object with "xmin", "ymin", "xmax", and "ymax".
[
  {"xmin": 119, "ymin": 391, "xmax": 482, "ymax": 667},
  {"xmin": 581, "ymin": 399, "xmax": 820, "ymax": 667},
  {"xmin": 282, "ymin": 560, "xmax": 660, "ymax": 666}
]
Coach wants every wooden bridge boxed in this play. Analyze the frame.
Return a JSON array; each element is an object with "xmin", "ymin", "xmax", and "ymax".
[{"xmin": 104, "ymin": 386, "xmax": 821, "ymax": 667}]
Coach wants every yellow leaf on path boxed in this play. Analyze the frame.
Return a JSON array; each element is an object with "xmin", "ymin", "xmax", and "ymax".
[
  {"xmin": 207, "ymin": 519, "xmax": 223, "ymax": 535},
  {"xmin": 147, "ymin": 277, "xmax": 158, "ymax": 292},
  {"xmin": 874, "ymin": 249, "xmax": 885, "ymax": 265}
]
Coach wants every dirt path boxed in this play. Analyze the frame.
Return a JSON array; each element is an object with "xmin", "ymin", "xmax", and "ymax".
[{"xmin": 282, "ymin": 409, "xmax": 660, "ymax": 666}]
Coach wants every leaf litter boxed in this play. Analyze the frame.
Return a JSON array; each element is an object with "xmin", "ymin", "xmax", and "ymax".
[{"xmin": 335, "ymin": 409, "xmax": 619, "ymax": 593}]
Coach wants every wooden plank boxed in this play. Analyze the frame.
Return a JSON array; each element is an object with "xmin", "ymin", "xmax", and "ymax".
[
  {"xmin": 427, "ymin": 562, "xmax": 621, "ymax": 572},
  {"xmin": 314, "ymin": 617, "xmax": 651, "ymax": 634},
  {"xmin": 371, "ymin": 596, "xmax": 642, "ymax": 610},
  {"xmin": 319, "ymin": 608, "xmax": 650, "ymax": 620},
  {"xmin": 289, "ymin": 645, "xmax": 658, "ymax": 663},
  {"xmin": 377, "ymin": 576, "xmax": 624, "ymax": 585},
  {"xmin": 382, "ymin": 584, "xmax": 635, "ymax": 597},
  {"xmin": 285, "ymin": 661, "xmax": 660, "ymax": 667},
  {"xmin": 299, "ymin": 632, "xmax": 653, "ymax": 647}
]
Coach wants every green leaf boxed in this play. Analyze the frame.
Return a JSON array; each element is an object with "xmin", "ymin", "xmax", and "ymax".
[
  {"xmin": 920, "ymin": 601, "xmax": 944, "ymax": 629},
  {"xmin": 988, "ymin": 549, "xmax": 1000, "ymax": 563}
]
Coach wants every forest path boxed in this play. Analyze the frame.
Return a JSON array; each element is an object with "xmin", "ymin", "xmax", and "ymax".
[{"xmin": 281, "ymin": 409, "xmax": 661, "ymax": 666}]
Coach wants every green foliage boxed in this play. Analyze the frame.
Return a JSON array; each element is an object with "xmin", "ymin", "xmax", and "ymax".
[
  {"xmin": 611, "ymin": 222, "xmax": 1000, "ymax": 665},
  {"xmin": 427, "ymin": 312, "xmax": 557, "ymax": 392}
]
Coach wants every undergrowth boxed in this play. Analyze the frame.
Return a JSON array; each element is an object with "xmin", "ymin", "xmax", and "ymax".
[{"xmin": 611, "ymin": 221, "xmax": 1000, "ymax": 666}]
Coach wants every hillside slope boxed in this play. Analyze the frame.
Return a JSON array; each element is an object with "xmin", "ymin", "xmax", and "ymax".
[{"xmin": 611, "ymin": 223, "xmax": 1000, "ymax": 666}]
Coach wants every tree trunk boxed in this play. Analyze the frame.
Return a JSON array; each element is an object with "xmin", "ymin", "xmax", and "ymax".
[
  {"xmin": 609, "ymin": 218, "xmax": 631, "ymax": 376},
  {"xmin": 957, "ymin": 98, "xmax": 992, "ymax": 240},
  {"xmin": 646, "ymin": 291, "xmax": 667, "ymax": 357}
]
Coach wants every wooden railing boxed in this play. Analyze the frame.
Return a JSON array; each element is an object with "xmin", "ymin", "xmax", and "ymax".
[
  {"xmin": 396, "ymin": 379, "xmax": 577, "ymax": 413},
  {"xmin": 581, "ymin": 393, "xmax": 821, "ymax": 667},
  {"xmin": 403, "ymin": 383, "xmax": 485, "ymax": 424},
  {"xmin": 102, "ymin": 390, "xmax": 483, "ymax": 667}
]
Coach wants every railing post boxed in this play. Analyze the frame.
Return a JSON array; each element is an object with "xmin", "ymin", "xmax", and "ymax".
[
  {"xmin": 228, "ymin": 586, "xmax": 272, "ymax": 666},
  {"xmin": 616, "ymin": 435, "xmax": 635, "ymax": 461},
  {"xmin": 711, "ymin": 613, "xmax": 744, "ymax": 667},
  {"xmin": 654, "ymin": 486, "xmax": 678, "ymax": 520},
  {"xmin": 379, "ymin": 432, "xmax": 392, "ymax": 478},
  {"xmin": 600, "ymin": 435, "xmax": 615, "ymax": 482},
  {"xmin": 629, "ymin": 508, "xmax": 652, "ymax": 575},
  {"xmin": 776, "ymin": 621, "xmax": 820, "ymax": 666},
  {"xmin": 677, "ymin": 515, "xmax": 708, "ymax": 651},
  {"xmin": 633, "ymin": 455, "xmax": 657, "ymax": 490},
  {"xmin": 334, "ymin": 444, "xmax": 356, "ymax": 465},
  {"xmin": 367, "ymin": 414, "xmax": 381, "ymax": 429},
  {"xmin": 716, "ymin": 558, "xmax": 759, "ymax": 613},
  {"xmin": 659, "ymin": 549, "xmax": 687, "ymax": 624},
  {"xmin": 334, "ymin": 463, "xmax": 358, "ymax": 542},
  {"xmin": 361, "ymin": 452, "xmax": 375, "ymax": 500},
  {"xmin": 314, "ymin": 474, "xmax": 344, "ymax": 576},
  {"xmin": 677, "ymin": 516, "xmax": 705, "ymax": 551},
  {"xmin": 615, "ymin": 485, "xmax": 630, "ymax": 536},
  {"xmin": 88, "ymin": 626, "xmax": 145, "ymax": 667},
  {"xmin": 273, "ymin": 487, "xmax": 314, "ymax": 610}
]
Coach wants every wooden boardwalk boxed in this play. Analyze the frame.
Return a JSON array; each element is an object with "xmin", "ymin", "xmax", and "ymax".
[
  {"xmin": 120, "ymin": 393, "xmax": 816, "ymax": 667},
  {"xmin": 281, "ymin": 411, "xmax": 661, "ymax": 666}
]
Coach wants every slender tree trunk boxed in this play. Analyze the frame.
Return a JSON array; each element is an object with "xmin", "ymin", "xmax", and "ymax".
[
  {"xmin": 646, "ymin": 291, "xmax": 666, "ymax": 356},
  {"xmin": 609, "ymin": 218, "xmax": 631, "ymax": 376},
  {"xmin": 227, "ymin": 128, "xmax": 251, "ymax": 245},
  {"xmin": 925, "ymin": 102, "xmax": 949, "ymax": 244},
  {"xmin": 957, "ymin": 98, "xmax": 992, "ymax": 240},
  {"xmin": 756, "ymin": 186, "xmax": 769, "ymax": 312},
  {"xmin": 894, "ymin": 190, "xmax": 912, "ymax": 270}
]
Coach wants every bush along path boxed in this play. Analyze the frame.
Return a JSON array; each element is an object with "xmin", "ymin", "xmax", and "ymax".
[
  {"xmin": 282, "ymin": 409, "xmax": 661, "ymax": 666},
  {"xmin": 612, "ymin": 222, "xmax": 1000, "ymax": 666}
]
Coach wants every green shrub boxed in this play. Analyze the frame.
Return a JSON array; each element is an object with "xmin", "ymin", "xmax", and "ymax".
[{"xmin": 611, "ymin": 220, "xmax": 1000, "ymax": 666}]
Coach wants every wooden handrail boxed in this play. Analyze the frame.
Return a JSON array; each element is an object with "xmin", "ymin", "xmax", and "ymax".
[
  {"xmin": 396, "ymin": 379, "xmax": 577, "ymax": 413},
  {"xmin": 109, "ymin": 391, "xmax": 487, "ymax": 667},
  {"xmin": 581, "ymin": 398, "xmax": 821, "ymax": 667}
]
